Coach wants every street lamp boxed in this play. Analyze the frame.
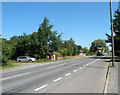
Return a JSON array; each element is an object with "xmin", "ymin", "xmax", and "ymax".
[{"xmin": 110, "ymin": 0, "xmax": 115, "ymax": 66}]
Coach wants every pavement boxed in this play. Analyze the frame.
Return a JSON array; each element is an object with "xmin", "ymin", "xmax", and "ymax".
[
  {"xmin": 1, "ymin": 56, "xmax": 109, "ymax": 94},
  {"xmin": 104, "ymin": 58, "xmax": 120, "ymax": 95}
]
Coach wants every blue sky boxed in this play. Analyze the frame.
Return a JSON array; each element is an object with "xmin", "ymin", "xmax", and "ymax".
[{"xmin": 2, "ymin": 2, "xmax": 118, "ymax": 48}]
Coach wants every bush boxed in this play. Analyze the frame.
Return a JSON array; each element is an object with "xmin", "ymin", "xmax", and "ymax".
[
  {"xmin": 56, "ymin": 52, "xmax": 62, "ymax": 57},
  {"xmin": 2, "ymin": 60, "xmax": 16, "ymax": 66}
]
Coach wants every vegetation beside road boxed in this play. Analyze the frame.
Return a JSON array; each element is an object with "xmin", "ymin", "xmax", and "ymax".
[
  {"xmin": 1, "ymin": 17, "xmax": 96, "ymax": 67},
  {"xmin": 1, "ymin": 60, "xmax": 18, "ymax": 70},
  {"xmin": 106, "ymin": 9, "xmax": 120, "ymax": 58},
  {"xmin": 1, "ymin": 55, "xmax": 86, "ymax": 70}
]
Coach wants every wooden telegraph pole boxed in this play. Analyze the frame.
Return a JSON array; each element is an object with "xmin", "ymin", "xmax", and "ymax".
[{"xmin": 110, "ymin": 0, "xmax": 115, "ymax": 66}]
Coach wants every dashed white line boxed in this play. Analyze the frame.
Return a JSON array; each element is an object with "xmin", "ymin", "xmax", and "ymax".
[
  {"xmin": 53, "ymin": 77, "xmax": 62, "ymax": 82},
  {"xmin": 73, "ymin": 60, "xmax": 77, "ymax": 62},
  {"xmin": 34, "ymin": 84, "xmax": 48, "ymax": 91},
  {"xmin": 65, "ymin": 73, "xmax": 71, "ymax": 76},
  {"xmin": 46, "ymin": 64, "xmax": 66, "ymax": 69},
  {"xmin": 83, "ymin": 65, "xmax": 86, "ymax": 67},
  {"xmin": 73, "ymin": 70, "xmax": 78, "ymax": 72},
  {"xmin": 2, "ymin": 72, "xmax": 30, "ymax": 81},
  {"xmin": 79, "ymin": 67, "xmax": 82, "ymax": 69}
]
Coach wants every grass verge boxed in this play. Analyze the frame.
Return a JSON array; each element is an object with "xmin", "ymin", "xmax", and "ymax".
[
  {"xmin": 1, "ymin": 56, "xmax": 86, "ymax": 69},
  {"xmin": 1, "ymin": 60, "xmax": 18, "ymax": 70}
]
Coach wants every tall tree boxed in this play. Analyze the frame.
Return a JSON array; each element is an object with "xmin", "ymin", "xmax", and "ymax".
[
  {"xmin": 106, "ymin": 9, "xmax": 120, "ymax": 57},
  {"xmin": 11, "ymin": 17, "xmax": 62, "ymax": 59},
  {"xmin": 90, "ymin": 39, "xmax": 106, "ymax": 53}
]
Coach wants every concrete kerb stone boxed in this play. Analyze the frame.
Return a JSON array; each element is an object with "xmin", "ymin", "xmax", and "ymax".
[{"xmin": 103, "ymin": 61, "xmax": 110, "ymax": 94}]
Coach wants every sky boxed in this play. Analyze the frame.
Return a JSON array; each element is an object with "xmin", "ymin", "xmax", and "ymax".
[{"xmin": 2, "ymin": 2, "xmax": 119, "ymax": 48}]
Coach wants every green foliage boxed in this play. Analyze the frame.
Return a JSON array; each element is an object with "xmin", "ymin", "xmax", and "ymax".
[
  {"xmin": 104, "ymin": 46, "xmax": 109, "ymax": 53},
  {"xmin": 58, "ymin": 38, "xmax": 79, "ymax": 57},
  {"xmin": 2, "ymin": 60, "xmax": 17, "ymax": 69},
  {"xmin": 1, "ymin": 17, "xmax": 80, "ymax": 65},
  {"xmin": 106, "ymin": 9, "xmax": 120, "ymax": 57},
  {"xmin": 90, "ymin": 39, "xmax": 106, "ymax": 53},
  {"xmin": 56, "ymin": 52, "xmax": 62, "ymax": 57},
  {"xmin": 82, "ymin": 47, "xmax": 90, "ymax": 55},
  {"xmin": 10, "ymin": 17, "xmax": 62, "ymax": 60}
]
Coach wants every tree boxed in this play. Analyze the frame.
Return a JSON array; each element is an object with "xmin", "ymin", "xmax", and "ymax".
[
  {"xmin": 59, "ymin": 38, "xmax": 79, "ymax": 57},
  {"xmin": 82, "ymin": 47, "xmax": 89, "ymax": 55},
  {"xmin": 106, "ymin": 9, "xmax": 120, "ymax": 57},
  {"xmin": 104, "ymin": 46, "xmax": 109, "ymax": 53},
  {"xmin": 90, "ymin": 39, "xmax": 106, "ymax": 53},
  {"xmin": 11, "ymin": 17, "xmax": 62, "ymax": 59},
  {"xmin": 2, "ymin": 39, "xmax": 12, "ymax": 64}
]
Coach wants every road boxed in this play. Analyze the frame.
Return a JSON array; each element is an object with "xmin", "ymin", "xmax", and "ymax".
[{"xmin": 1, "ymin": 56, "xmax": 109, "ymax": 94}]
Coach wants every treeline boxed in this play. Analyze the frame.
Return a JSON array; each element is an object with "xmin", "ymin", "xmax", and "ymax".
[
  {"xmin": 106, "ymin": 9, "xmax": 120, "ymax": 57},
  {"xmin": 1, "ymin": 17, "xmax": 80, "ymax": 64}
]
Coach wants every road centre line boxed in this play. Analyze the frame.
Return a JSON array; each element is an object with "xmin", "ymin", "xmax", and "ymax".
[
  {"xmin": 79, "ymin": 67, "xmax": 82, "ymax": 69},
  {"xmin": 65, "ymin": 73, "xmax": 71, "ymax": 76},
  {"xmin": 83, "ymin": 65, "xmax": 86, "ymax": 67},
  {"xmin": 46, "ymin": 63, "xmax": 67, "ymax": 69},
  {"xmin": 46, "ymin": 59, "xmax": 93, "ymax": 70},
  {"xmin": 2, "ymin": 72, "xmax": 30, "ymax": 81},
  {"xmin": 34, "ymin": 84, "xmax": 48, "ymax": 91},
  {"xmin": 73, "ymin": 70, "xmax": 78, "ymax": 72},
  {"xmin": 53, "ymin": 77, "xmax": 62, "ymax": 82}
]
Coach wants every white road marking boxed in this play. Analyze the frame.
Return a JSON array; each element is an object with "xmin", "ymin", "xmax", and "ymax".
[
  {"xmin": 46, "ymin": 64, "xmax": 66, "ymax": 69},
  {"xmin": 79, "ymin": 67, "xmax": 82, "ymax": 69},
  {"xmin": 73, "ymin": 70, "xmax": 78, "ymax": 72},
  {"xmin": 73, "ymin": 60, "xmax": 77, "ymax": 62},
  {"xmin": 34, "ymin": 84, "xmax": 48, "ymax": 91},
  {"xmin": 2, "ymin": 72, "xmax": 30, "ymax": 81},
  {"xmin": 65, "ymin": 73, "xmax": 71, "ymax": 76},
  {"xmin": 53, "ymin": 77, "xmax": 62, "ymax": 82},
  {"xmin": 83, "ymin": 65, "xmax": 86, "ymax": 67}
]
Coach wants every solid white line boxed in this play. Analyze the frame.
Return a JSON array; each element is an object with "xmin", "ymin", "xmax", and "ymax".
[
  {"xmin": 73, "ymin": 70, "xmax": 77, "ymax": 72},
  {"xmin": 65, "ymin": 73, "xmax": 71, "ymax": 76},
  {"xmin": 53, "ymin": 77, "xmax": 62, "ymax": 82},
  {"xmin": 2, "ymin": 72, "xmax": 30, "ymax": 81},
  {"xmin": 34, "ymin": 84, "xmax": 48, "ymax": 91}
]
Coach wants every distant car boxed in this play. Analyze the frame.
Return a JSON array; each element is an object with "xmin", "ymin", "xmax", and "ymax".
[{"xmin": 17, "ymin": 56, "xmax": 36, "ymax": 62}]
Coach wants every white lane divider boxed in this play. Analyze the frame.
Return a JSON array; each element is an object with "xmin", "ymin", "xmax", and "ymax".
[
  {"xmin": 83, "ymin": 65, "xmax": 86, "ymax": 67},
  {"xmin": 2, "ymin": 72, "xmax": 30, "ymax": 81},
  {"xmin": 73, "ymin": 70, "xmax": 78, "ymax": 72},
  {"xmin": 34, "ymin": 84, "xmax": 48, "ymax": 91},
  {"xmin": 79, "ymin": 67, "xmax": 82, "ymax": 69},
  {"xmin": 53, "ymin": 77, "xmax": 62, "ymax": 82},
  {"xmin": 46, "ymin": 64, "xmax": 66, "ymax": 69},
  {"xmin": 65, "ymin": 73, "xmax": 71, "ymax": 76}
]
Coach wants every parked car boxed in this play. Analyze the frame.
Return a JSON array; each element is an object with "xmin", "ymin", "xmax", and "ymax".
[{"xmin": 17, "ymin": 56, "xmax": 36, "ymax": 62}]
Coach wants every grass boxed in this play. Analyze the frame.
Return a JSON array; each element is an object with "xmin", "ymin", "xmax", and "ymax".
[
  {"xmin": 1, "ymin": 55, "xmax": 86, "ymax": 70},
  {"xmin": 1, "ymin": 60, "xmax": 18, "ymax": 70},
  {"xmin": 19, "ymin": 56, "xmax": 86, "ymax": 64}
]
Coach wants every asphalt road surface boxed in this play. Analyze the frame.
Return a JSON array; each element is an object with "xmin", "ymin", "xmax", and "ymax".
[{"xmin": 1, "ymin": 56, "xmax": 109, "ymax": 93}]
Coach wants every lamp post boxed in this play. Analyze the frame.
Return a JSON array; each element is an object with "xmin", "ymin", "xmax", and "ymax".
[{"xmin": 110, "ymin": 0, "xmax": 115, "ymax": 66}]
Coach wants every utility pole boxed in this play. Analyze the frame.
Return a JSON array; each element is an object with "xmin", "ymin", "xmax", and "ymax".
[{"xmin": 110, "ymin": 0, "xmax": 115, "ymax": 66}]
